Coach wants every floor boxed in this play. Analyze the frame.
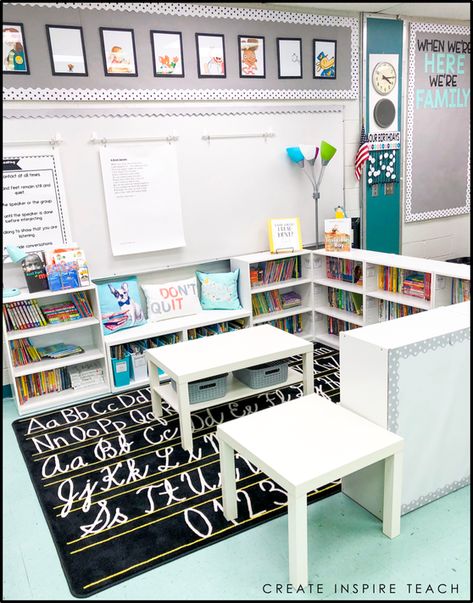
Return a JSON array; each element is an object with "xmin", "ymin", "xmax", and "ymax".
[{"xmin": 2, "ymin": 394, "xmax": 470, "ymax": 601}]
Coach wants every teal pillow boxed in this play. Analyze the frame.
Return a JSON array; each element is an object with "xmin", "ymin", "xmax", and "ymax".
[{"xmin": 196, "ymin": 269, "xmax": 242, "ymax": 310}]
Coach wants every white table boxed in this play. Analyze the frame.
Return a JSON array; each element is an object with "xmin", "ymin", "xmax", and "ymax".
[
  {"xmin": 216, "ymin": 394, "xmax": 404, "ymax": 587},
  {"xmin": 145, "ymin": 325, "xmax": 314, "ymax": 451}
]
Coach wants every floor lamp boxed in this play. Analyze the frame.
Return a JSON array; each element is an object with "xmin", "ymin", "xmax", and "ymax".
[{"xmin": 286, "ymin": 140, "xmax": 337, "ymax": 248}]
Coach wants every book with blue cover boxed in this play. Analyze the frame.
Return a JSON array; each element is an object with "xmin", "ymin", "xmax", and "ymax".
[{"xmin": 36, "ymin": 343, "xmax": 84, "ymax": 359}]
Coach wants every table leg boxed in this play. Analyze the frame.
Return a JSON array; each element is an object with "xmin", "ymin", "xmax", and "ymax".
[
  {"xmin": 218, "ymin": 436, "xmax": 238, "ymax": 521},
  {"xmin": 302, "ymin": 350, "xmax": 314, "ymax": 395},
  {"xmin": 383, "ymin": 450, "xmax": 403, "ymax": 538},
  {"xmin": 176, "ymin": 381, "xmax": 193, "ymax": 451},
  {"xmin": 288, "ymin": 492, "xmax": 308, "ymax": 587},
  {"xmin": 148, "ymin": 360, "xmax": 162, "ymax": 418}
]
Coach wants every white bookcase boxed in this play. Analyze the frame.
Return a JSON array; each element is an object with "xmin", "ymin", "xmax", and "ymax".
[
  {"xmin": 339, "ymin": 303, "xmax": 470, "ymax": 515},
  {"xmin": 2, "ymin": 284, "xmax": 110, "ymax": 416},
  {"xmin": 312, "ymin": 249, "xmax": 470, "ymax": 348},
  {"xmin": 230, "ymin": 250, "xmax": 314, "ymax": 340},
  {"xmin": 104, "ymin": 308, "xmax": 251, "ymax": 393}
]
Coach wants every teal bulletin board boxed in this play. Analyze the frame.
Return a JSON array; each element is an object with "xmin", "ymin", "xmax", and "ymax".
[{"xmin": 365, "ymin": 18, "xmax": 403, "ymax": 253}]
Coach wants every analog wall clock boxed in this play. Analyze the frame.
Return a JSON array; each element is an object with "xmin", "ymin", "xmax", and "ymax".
[{"xmin": 372, "ymin": 61, "xmax": 396, "ymax": 96}]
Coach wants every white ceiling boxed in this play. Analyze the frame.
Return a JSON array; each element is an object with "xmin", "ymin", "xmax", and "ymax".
[{"xmin": 270, "ymin": 3, "xmax": 470, "ymax": 21}]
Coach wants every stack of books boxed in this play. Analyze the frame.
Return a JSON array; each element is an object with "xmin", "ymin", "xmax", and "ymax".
[
  {"xmin": 69, "ymin": 361, "xmax": 104, "ymax": 390},
  {"xmin": 280, "ymin": 291, "xmax": 302, "ymax": 309},
  {"xmin": 36, "ymin": 343, "xmax": 84, "ymax": 360},
  {"xmin": 3, "ymin": 300, "xmax": 47, "ymax": 331},
  {"xmin": 9, "ymin": 338, "xmax": 41, "ymax": 366},
  {"xmin": 40, "ymin": 301, "xmax": 82, "ymax": 323},
  {"xmin": 71, "ymin": 292, "xmax": 93, "ymax": 317},
  {"xmin": 402, "ymin": 273, "xmax": 431, "ymax": 300}
]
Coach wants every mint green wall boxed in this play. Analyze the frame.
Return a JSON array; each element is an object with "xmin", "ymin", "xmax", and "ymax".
[{"xmin": 365, "ymin": 18, "xmax": 403, "ymax": 253}]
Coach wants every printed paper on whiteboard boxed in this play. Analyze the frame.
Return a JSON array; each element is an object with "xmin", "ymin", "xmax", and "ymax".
[
  {"xmin": 99, "ymin": 144, "xmax": 185, "ymax": 256},
  {"xmin": 2, "ymin": 149, "xmax": 71, "ymax": 260}
]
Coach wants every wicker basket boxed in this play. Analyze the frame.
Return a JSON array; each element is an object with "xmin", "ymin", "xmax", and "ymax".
[
  {"xmin": 233, "ymin": 360, "xmax": 288, "ymax": 389},
  {"xmin": 171, "ymin": 373, "xmax": 228, "ymax": 404}
]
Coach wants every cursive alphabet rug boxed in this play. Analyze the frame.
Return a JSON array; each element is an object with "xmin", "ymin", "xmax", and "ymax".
[{"xmin": 12, "ymin": 344, "xmax": 340, "ymax": 597}]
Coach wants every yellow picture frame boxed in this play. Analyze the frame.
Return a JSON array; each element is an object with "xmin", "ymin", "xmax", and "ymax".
[{"xmin": 268, "ymin": 217, "xmax": 303, "ymax": 253}]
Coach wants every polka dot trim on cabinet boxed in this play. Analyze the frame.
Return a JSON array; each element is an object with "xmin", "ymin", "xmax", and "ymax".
[
  {"xmin": 405, "ymin": 22, "xmax": 470, "ymax": 222},
  {"xmin": 401, "ymin": 477, "xmax": 470, "ymax": 514}
]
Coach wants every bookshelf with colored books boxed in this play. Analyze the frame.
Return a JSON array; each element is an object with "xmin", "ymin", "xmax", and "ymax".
[
  {"xmin": 230, "ymin": 250, "xmax": 314, "ymax": 339},
  {"xmin": 311, "ymin": 248, "xmax": 470, "ymax": 348},
  {"xmin": 2, "ymin": 284, "xmax": 110, "ymax": 415}
]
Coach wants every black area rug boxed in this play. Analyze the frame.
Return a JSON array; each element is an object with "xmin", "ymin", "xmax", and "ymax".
[{"xmin": 12, "ymin": 343, "xmax": 340, "ymax": 598}]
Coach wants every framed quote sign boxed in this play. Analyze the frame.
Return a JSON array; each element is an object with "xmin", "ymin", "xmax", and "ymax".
[{"xmin": 268, "ymin": 217, "xmax": 303, "ymax": 253}]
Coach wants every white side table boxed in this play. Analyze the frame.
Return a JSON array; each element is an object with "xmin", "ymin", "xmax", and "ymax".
[
  {"xmin": 217, "ymin": 394, "xmax": 404, "ymax": 587},
  {"xmin": 145, "ymin": 325, "xmax": 314, "ymax": 451}
]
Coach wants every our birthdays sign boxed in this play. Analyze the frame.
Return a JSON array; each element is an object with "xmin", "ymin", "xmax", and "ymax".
[
  {"xmin": 268, "ymin": 217, "xmax": 303, "ymax": 253},
  {"xmin": 405, "ymin": 23, "xmax": 470, "ymax": 222}
]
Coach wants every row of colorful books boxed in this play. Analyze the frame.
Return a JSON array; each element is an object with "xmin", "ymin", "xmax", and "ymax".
[
  {"xmin": 326, "ymin": 317, "xmax": 360, "ymax": 336},
  {"xmin": 111, "ymin": 333, "xmax": 181, "ymax": 360},
  {"xmin": 16, "ymin": 367, "xmax": 72, "ymax": 404},
  {"xmin": 262, "ymin": 314, "xmax": 303, "ymax": 334},
  {"xmin": 377, "ymin": 266, "xmax": 431, "ymax": 300},
  {"xmin": 9, "ymin": 339, "xmax": 84, "ymax": 367},
  {"xmin": 326, "ymin": 257, "xmax": 363, "ymax": 285},
  {"xmin": 188, "ymin": 319, "xmax": 246, "ymax": 340},
  {"xmin": 4, "ymin": 292, "xmax": 93, "ymax": 332},
  {"xmin": 451, "ymin": 278, "xmax": 470, "ymax": 304},
  {"xmin": 378, "ymin": 300, "xmax": 425, "ymax": 321},
  {"xmin": 250, "ymin": 256, "xmax": 300, "ymax": 287},
  {"xmin": 327, "ymin": 287, "xmax": 363, "ymax": 315}
]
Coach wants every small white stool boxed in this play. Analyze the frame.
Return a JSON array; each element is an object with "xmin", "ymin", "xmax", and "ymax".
[{"xmin": 217, "ymin": 394, "xmax": 404, "ymax": 587}]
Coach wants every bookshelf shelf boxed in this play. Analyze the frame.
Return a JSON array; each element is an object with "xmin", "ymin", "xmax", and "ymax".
[
  {"xmin": 314, "ymin": 306, "xmax": 365, "ymax": 326},
  {"xmin": 313, "ymin": 277, "xmax": 363, "ymax": 294},
  {"xmin": 3, "ymin": 284, "xmax": 110, "ymax": 415},
  {"xmin": 250, "ymin": 277, "xmax": 312, "ymax": 293},
  {"xmin": 365, "ymin": 289, "xmax": 431, "ymax": 310}
]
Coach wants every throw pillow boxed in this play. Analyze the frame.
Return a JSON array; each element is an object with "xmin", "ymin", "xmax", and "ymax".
[
  {"xmin": 142, "ymin": 277, "xmax": 201, "ymax": 322},
  {"xmin": 196, "ymin": 269, "xmax": 242, "ymax": 310},
  {"xmin": 97, "ymin": 277, "xmax": 146, "ymax": 335}
]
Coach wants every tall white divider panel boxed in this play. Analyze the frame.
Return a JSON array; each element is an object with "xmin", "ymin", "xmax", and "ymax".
[{"xmin": 339, "ymin": 303, "xmax": 470, "ymax": 516}]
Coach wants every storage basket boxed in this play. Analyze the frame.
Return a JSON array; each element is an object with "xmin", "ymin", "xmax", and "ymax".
[
  {"xmin": 171, "ymin": 373, "xmax": 228, "ymax": 404},
  {"xmin": 233, "ymin": 360, "xmax": 288, "ymax": 389}
]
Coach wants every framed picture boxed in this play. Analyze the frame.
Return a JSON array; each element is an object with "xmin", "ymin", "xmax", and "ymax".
[
  {"xmin": 46, "ymin": 25, "xmax": 88, "ymax": 76},
  {"xmin": 313, "ymin": 39, "xmax": 336, "ymax": 79},
  {"xmin": 268, "ymin": 217, "xmax": 303, "ymax": 253},
  {"xmin": 150, "ymin": 30, "xmax": 184, "ymax": 77},
  {"xmin": 238, "ymin": 35, "xmax": 265, "ymax": 78},
  {"xmin": 195, "ymin": 33, "xmax": 226, "ymax": 78},
  {"xmin": 2, "ymin": 22, "xmax": 29, "ymax": 74},
  {"xmin": 277, "ymin": 38, "xmax": 302, "ymax": 79},
  {"xmin": 99, "ymin": 27, "xmax": 138, "ymax": 76}
]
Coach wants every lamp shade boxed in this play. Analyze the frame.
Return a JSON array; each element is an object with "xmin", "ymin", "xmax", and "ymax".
[
  {"xmin": 286, "ymin": 146, "xmax": 305, "ymax": 164},
  {"xmin": 320, "ymin": 140, "xmax": 337, "ymax": 164},
  {"xmin": 299, "ymin": 145, "xmax": 319, "ymax": 162},
  {"xmin": 6, "ymin": 245, "xmax": 27, "ymax": 263}
]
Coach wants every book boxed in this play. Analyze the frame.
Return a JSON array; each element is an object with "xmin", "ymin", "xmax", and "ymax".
[{"xmin": 36, "ymin": 343, "xmax": 84, "ymax": 360}]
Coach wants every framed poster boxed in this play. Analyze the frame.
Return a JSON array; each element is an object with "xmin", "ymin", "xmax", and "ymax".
[
  {"xmin": 195, "ymin": 33, "xmax": 226, "ymax": 78},
  {"xmin": 314, "ymin": 39, "xmax": 336, "ymax": 79},
  {"xmin": 2, "ymin": 22, "xmax": 29, "ymax": 74},
  {"xmin": 268, "ymin": 217, "xmax": 303, "ymax": 253},
  {"xmin": 277, "ymin": 38, "xmax": 302, "ymax": 79},
  {"xmin": 46, "ymin": 25, "xmax": 88, "ymax": 76},
  {"xmin": 238, "ymin": 35, "xmax": 265, "ymax": 78},
  {"xmin": 99, "ymin": 27, "xmax": 138, "ymax": 76},
  {"xmin": 150, "ymin": 30, "xmax": 184, "ymax": 77}
]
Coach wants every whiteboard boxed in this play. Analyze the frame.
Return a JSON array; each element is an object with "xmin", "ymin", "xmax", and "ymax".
[{"xmin": 3, "ymin": 105, "xmax": 344, "ymax": 279}]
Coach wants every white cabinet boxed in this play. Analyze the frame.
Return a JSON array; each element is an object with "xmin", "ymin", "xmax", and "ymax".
[
  {"xmin": 312, "ymin": 249, "xmax": 470, "ymax": 348},
  {"xmin": 230, "ymin": 250, "xmax": 314, "ymax": 340},
  {"xmin": 2, "ymin": 285, "xmax": 110, "ymax": 416},
  {"xmin": 339, "ymin": 303, "xmax": 470, "ymax": 516}
]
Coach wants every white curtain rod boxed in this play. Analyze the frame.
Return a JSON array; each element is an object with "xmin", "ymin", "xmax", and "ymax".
[
  {"xmin": 202, "ymin": 130, "xmax": 275, "ymax": 142},
  {"xmin": 90, "ymin": 132, "xmax": 179, "ymax": 144},
  {"xmin": 4, "ymin": 133, "xmax": 63, "ymax": 146}
]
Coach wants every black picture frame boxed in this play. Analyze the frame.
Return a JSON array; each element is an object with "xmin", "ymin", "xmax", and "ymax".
[
  {"xmin": 150, "ymin": 30, "xmax": 185, "ymax": 78},
  {"xmin": 313, "ymin": 39, "xmax": 337, "ymax": 80},
  {"xmin": 276, "ymin": 37, "xmax": 303, "ymax": 79},
  {"xmin": 99, "ymin": 26, "xmax": 138, "ymax": 77},
  {"xmin": 2, "ymin": 22, "xmax": 30, "ymax": 75},
  {"xmin": 45, "ymin": 24, "xmax": 88, "ymax": 76},
  {"xmin": 195, "ymin": 33, "xmax": 226, "ymax": 78},
  {"xmin": 238, "ymin": 35, "xmax": 266, "ymax": 79}
]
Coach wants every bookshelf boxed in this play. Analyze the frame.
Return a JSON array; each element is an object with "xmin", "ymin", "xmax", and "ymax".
[
  {"xmin": 230, "ymin": 250, "xmax": 314, "ymax": 340},
  {"xmin": 2, "ymin": 284, "xmax": 110, "ymax": 416},
  {"xmin": 312, "ymin": 249, "xmax": 470, "ymax": 348},
  {"xmin": 103, "ymin": 309, "xmax": 251, "ymax": 393}
]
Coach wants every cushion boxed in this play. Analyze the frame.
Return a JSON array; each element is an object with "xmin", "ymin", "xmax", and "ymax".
[
  {"xmin": 142, "ymin": 277, "xmax": 201, "ymax": 322},
  {"xmin": 97, "ymin": 277, "xmax": 146, "ymax": 335},
  {"xmin": 196, "ymin": 269, "xmax": 242, "ymax": 310}
]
